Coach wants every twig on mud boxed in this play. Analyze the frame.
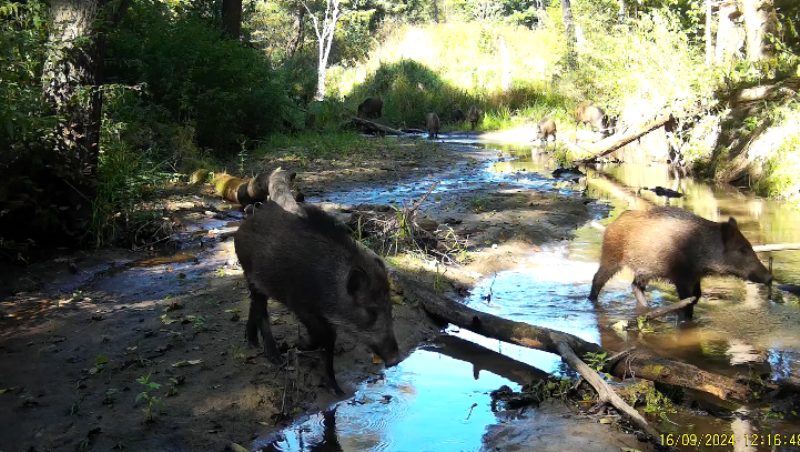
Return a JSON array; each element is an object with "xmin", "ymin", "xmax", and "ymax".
[{"xmin": 407, "ymin": 181, "xmax": 440, "ymax": 217}]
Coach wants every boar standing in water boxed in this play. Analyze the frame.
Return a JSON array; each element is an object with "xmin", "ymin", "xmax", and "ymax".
[
  {"xmin": 234, "ymin": 171, "xmax": 401, "ymax": 395},
  {"xmin": 575, "ymin": 102, "xmax": 608, "ymax": 135},
  {"xmin": 533, "ymin": 117, "xmax": 557, "ymax": 143},
  {"xmin": 588, "ymin": 207, "xmax": 772, "ymax": 319},
  {"xmin": 357, "ymin": 97, "xmax": 383, "ymax": 119},
  {"xmin": 468, "ymin": 106, "xmax": 481, "ymax": 130},
  {"xmin": 451, "ymin": 107, "xmax": 466, "ymax": 123},
  {"xmin": 425, "ymin": 112, "xmax": 440, "ymax": 139}
]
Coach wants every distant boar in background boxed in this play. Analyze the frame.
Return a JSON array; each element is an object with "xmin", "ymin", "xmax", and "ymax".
[
  {"xmin": 357, "ymin": 97, "xmax": 383, "ymax": 119},
  {"xmin": 425, "ymin": 112, "xmax": 440, "ymax": 139},
  {"xmin": 588, "ymin": 207, "xmax": 773, "ymax": 319},
  {"xmin": 451, "ymin": 107, "xmax": 466, "ymax": 123},
  {"xmin": 575, "ymin": 102, "xmax": 608, "ymax": 136},
  {"xmin": 468, "ymin": 106, "xmax": 481, "ymax": 130},
  {"xmin": 533, "ymin": 117, "xmax": 557, "ymax": 143}
]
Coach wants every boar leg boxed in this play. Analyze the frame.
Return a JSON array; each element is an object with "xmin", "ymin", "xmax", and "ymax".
[
  {"xmin": 632, "ymin": 275, "xmax": 650, "ymax": 307},
  {"xmin": 298, "ymin": 313, "xmax": 344, "ymax": 395},
  {"xmin": 588, "ymin": 263, "xmax": 619, "ymax": 301},
  {"xmin": 247, "ymin": 283, "xmax": 282, "ymax": 363},
  {"xmin": 675, "ymin": 280, "xmax": 702, "ymax": 320}
]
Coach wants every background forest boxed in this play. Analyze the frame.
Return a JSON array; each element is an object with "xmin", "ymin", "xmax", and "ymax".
[{"xmin": 1, "ymin": 0, "xmax": 799, "ymax": 257}]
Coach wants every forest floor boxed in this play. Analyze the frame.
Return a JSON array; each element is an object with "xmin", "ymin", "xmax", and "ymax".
[{"xmin": 0, "ymin": 135, "xmax": 651, "ymax": 452}]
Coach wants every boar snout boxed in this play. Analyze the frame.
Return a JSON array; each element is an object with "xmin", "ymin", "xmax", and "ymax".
[
  {"xmin": 749, "ymin": 267, "xmax": 773, "ymax": 285},
  {"xmin": 371, "ymin": 334, "xmax": 401, "ymax": 367}
]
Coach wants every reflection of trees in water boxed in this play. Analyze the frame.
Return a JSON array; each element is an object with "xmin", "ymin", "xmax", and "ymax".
[{"xmin": 260, "ymin": 407, "xmax": 342, "ymax": 452}]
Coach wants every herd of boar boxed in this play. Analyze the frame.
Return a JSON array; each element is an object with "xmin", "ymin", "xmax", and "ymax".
[
  {"xmin": 356, "ymin": 97, "xmax": 613, "ymax": 143},
  {"xmin": 234, "ymin": 98, "xmax": 773, "ymax": 394}
]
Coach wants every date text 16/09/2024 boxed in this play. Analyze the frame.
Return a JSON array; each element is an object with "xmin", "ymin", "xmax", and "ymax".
[{"xmin": 661, "ymin": 433, "xmax": 800, "ymax": 447}]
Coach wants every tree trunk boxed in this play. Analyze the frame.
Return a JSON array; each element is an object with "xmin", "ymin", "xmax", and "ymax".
[
  {"xmin": 579, "ymin": 114, "xmax": 673, "ymax": 162},
  {"xmin": 42, "ymin": 0, "xmax": 108, "ymax": 232},
  {"xmin": 433, "ymin": 0, "xmax": 439, "ymax": 23},
  {"xmin": 560, "ymin": 0, "xmax": 576, "ymax": 69},
  {"xmin": 716, "ymin": 1, "xmax": 745, "ymax": 63},
  {"xmin": 288, "ymin": 4, "xmax": 306, "ymax": 58},
  {"xmin": 741, "ymin": 0, "xmax": 777, "ymax": 61},
  {"xmin": 221, "ymin": 0, "xmax": 242, "ymax": 40},
  {"xmin": 618, "ymin": 0, "xmax": 626, "ymax": 21},
  {"xmin": 706, "ymin": 0, "xmax": 713, "ymax": 64}
]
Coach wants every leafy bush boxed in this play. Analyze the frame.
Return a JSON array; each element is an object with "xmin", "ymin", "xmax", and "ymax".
[{"xmin": 106, "ymin": 0, "xmax": 292, "ymax": 153}]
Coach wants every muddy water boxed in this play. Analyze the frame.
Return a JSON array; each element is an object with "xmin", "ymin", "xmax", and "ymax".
[{"xmin": 261, "ymin": 139, "xmax": 800, "ymax": 452}]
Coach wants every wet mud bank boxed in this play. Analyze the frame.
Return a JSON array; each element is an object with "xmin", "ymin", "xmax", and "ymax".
[{"xmin": 3, "ymin": 133, "xmax": 800, "ymax": 451}]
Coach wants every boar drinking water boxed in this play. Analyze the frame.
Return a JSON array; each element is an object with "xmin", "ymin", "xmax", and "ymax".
[
  {"xmin": 234, "ymin": 188, "xmax": 401, "ymax": 394},
  {"xmin": 357, "ymin": 97, "xmax": 383, "ymax": 119},
  {"xmin": 468, "ymin": 106, "xmax": 480, "ymax": 130},
  {"xmin": 588, "ymin": 207, "xmax": 772, "ymax": 319},
  {"xmin": 425, "ymin": 112, "xmax": 440, "ymax": 139}
]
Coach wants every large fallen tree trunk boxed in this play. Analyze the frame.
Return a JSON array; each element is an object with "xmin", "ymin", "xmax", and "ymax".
[
  {"xmin": 580, "ymin": 115, "xmax": 673, "ymax": 162},
  {"xmin": 351, "ymin": 117, "xmax": 404, "ymax": 135},
  {"xmin": 753, "ymin": 243, "xmax": 800, "ymax": 252},
  {"xmin": 730, "ymin": 78, "xmax": 799, "ymax": 105},
  {"xmin": 392, "ymin": 270, "xmax": 753, "ymax": 402}
]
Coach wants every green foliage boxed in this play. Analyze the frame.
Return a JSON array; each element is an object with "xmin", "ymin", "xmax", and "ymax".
[
  {"xmin": 106, "ymin": 0, "xmax": 291, "ymax": 152},
  {"xmin": 135, "ymin": 373, "xmax": 163, "ymax": 422}
]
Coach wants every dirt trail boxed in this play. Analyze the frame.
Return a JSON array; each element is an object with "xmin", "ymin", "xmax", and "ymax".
[{"xmin": 0, "ymin": 136, "xmax": 613, "ymax": 452}]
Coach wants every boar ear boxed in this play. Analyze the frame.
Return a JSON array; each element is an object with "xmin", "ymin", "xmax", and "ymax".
[
  {"xmin": 720, "ymin": 220, "xmax": 738, "ymax": 245},
  {"xmin": 373, "ymin": 257, "xmax": 386, "ymax": 269},
  {"xmin": 728, "ymin": 217, "xmax": 737, "ymax": 227},
  {"xmin": 347, "ymin": 267, "xmax": 370, "ymax": 295}
]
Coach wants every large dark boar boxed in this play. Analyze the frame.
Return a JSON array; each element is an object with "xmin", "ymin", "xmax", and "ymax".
[
  {"xmin": 425, "ymin": 112, "xmax": 440, "ymax": 139},
  {"xmin": 234, "ymin": 192, "xmax": 401, "ymax": 395},
  {"xmin": 588, "ymin": 207, "xmax": 772, "ymax": 318},
  {"xmin": 575, "ymin": 102, "xmax": 608, "ymax": 135},
  {"xmin": 468, "ymin": 106, "xmax": 481, "ymax": 130},
  {"xmin": 533, "ymin": 117, "xmax": 557, "ymax": 142},
  {"xmin": 451, "ymin": 107, "xmax": 466, "ymax": 123},
  {"xmin": 357, "ymin": 97, "xmax": 383, "ymax": 119}
]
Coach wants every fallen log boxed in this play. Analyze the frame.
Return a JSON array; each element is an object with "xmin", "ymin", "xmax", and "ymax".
[
  {"xmin": 556, "ymin": 341, "xmax": 660, "ymax": 439},
  {"xmin": 581, "ymin": 115, "xmax": 672, "ymax": 162},
  {"xmin": 351, "ymin": 117, "xmax": 404, "ymax": 135},
  {"xmin": 730, "ymin": 78, "xmax": 799, "ymax": 105},
  {"xmin": 753, "ymin": 243, "xmax": 800, "ymax": 252},
  {"xmin": 392, "ymin": 270, "xmax": 753, "ymax": 402}
]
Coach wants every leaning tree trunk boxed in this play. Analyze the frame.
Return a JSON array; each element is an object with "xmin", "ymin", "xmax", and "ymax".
[
  {"xmin": 221, "ymin": 0, "xmax": 242, "ymax": 40},
  {"xmin": 560, "ymin": 0, "xmax": 576, "ymax": 69},
  {"xmin": 433, "ymin": 0, "xmax": 439, "ymax": 23},
  {"xmin": 42, "ymin": 0, "xmax": 109, "ymax": 233},
  {"xmin": 741, "ymin": 0, "xmax": 778, "ymax": 61}
]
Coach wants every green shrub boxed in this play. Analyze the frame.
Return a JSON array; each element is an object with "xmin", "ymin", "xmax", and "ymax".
[{"xmin": 106, "ymin": 0, "xmax": 292, "ymax": 153}]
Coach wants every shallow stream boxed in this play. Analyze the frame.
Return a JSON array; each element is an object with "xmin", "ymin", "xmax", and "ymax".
[{"xmin": 256, "ymin": 137, "xmax": 800, "ymax": 452}]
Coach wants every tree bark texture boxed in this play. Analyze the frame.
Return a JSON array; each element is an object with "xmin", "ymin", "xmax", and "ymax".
[
  {"xmin": 741, "ymin": 0, "xmax": 778, "ymax": 61},
  {"xmin": 560, "ymin": 0, "xmax": 576, "ymax": 69},
  {"xmin": 392, "ymin": 271, "xmax": 753, "ymax": 402},
  {"xmin": 221, "ymin": 0, "xmax": 242, "ymax": 40},
  {"xmin": 288, "ymin": 3, "xmax": 306, "ymax": 58},
  {"xmin": 706, "ymin": 0, "xmax": 713, "ymax": 64},
  {"xmin": 42, "ymin": 0, "xmax": 109, "ymax": 224},
  {"xmin": 716, "ymin": 1, "xmax": 745, "ymax": 63}
]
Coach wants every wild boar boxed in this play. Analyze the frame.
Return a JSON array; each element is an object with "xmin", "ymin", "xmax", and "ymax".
[
  {"xmin": 451, "ymin": 108, "xmax": 466, "ymax": 123},
  {"xmin": 425, "ymin": 112, "xmax": 440, "ymax": 139},
  {"xmin": 357, "ymin": 97, "xmax": 383, "ymax": 119},
  {"xmin": 588, "ymin": 207, "xmax": 772, "ymax": 319},
  {"xmin": 235, "ymin": 186, "xmax": 401, "ymax": 395},
  {"xmin": 468, "ymin": 106, "xmax": 481, "ymax": 130},
  {"xmin": 575, "ymin": 102, "xmax": 608, "ymax": 135},
  {"xmin": 533, "ymin": 117, "xmax": 557, "ymax": 142}
]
